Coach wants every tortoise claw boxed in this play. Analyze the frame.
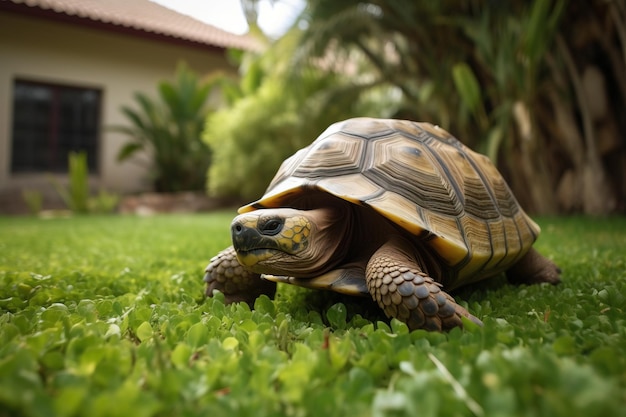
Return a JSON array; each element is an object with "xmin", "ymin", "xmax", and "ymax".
[{"xmin": 400, "ymin": 273, "xmax": 481, "ymax": 331}]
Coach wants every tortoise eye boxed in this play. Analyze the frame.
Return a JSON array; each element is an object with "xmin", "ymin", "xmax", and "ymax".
[{"xmin": 260, "ymin": 218, "xmax": 284, "ymax": 236}]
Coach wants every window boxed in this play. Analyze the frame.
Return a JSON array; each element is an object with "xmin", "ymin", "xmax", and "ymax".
[{"xmin": 11, "ymin": 79, "xmax": 101, "ymax": 173}]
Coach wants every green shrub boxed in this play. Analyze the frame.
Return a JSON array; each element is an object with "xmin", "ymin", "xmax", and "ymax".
[
  {"xmin": 49, "ymin": 151, "xmax": 119, "ymax": 215},
  {"xmin": 50, "ymin": 151, "xmax": 90, "ymax": 214},
  {"xmin": 115, "ymin": 62, "xmax": 214, "ymax": 192},
  {"xmin": 21, "ymin": 189, "xmax": 43, "ymax": 215}
]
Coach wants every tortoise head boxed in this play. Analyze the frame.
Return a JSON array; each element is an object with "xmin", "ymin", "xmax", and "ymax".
[{"xmin": 230, "ymin": 207, "xmax": 348, "ymax": 277}]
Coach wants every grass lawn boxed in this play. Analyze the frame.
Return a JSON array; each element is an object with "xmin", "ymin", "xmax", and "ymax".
[{"xmin": 1, "ymin": 213, "xmax": 625, "ymax": 417}]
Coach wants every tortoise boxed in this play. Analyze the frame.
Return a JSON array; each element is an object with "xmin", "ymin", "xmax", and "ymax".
[{"xmin": 204, "ymin": 118, "xmax": 561, "ymax": 331}]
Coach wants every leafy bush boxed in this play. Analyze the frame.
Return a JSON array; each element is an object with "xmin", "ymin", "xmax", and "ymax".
[
  {"xmin": 204, "ymin": 33, "xmax": 399, "ymax": 201},
  {"xmin": 116, "ymin": 63, "xmax": 214, "ymax": 192},
  {"xmin": 0, "ymin": 214, "xmax": 625, "ymax": 416},
  {"xmin": 51, "ymin": 151, "xmax": 90, "ymax": 213},
  {"xmin": 21, "ymin": 189, "xmax": 43, "ymax": 215},
  {"xmin": 47, "ymin": 151, "xmax": 119, "ymax": 215}
]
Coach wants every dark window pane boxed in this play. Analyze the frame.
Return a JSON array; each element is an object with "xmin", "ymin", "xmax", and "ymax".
[{"xmin": 10, "ymin": 80, "xmax": 101, "ymax": 173}]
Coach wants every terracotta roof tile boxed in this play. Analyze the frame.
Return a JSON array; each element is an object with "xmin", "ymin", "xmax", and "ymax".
[{"xmin": 3, "ymin": 0, "xmax": 262, "ymax": 51}]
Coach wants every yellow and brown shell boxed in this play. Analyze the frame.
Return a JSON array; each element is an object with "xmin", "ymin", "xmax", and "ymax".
[{"xmin": 239, "ymin": 118, "xmax": 539, "ymax": 286}]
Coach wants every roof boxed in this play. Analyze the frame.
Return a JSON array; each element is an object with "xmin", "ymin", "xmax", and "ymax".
[{"xmin": 0, "ymin": 0, "xmax": 262, "ymax": 51}]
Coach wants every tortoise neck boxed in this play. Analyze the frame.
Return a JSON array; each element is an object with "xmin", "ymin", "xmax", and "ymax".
[{"xmin": 304, "ymin": 202, "xmax": 353, "ymax": 276}]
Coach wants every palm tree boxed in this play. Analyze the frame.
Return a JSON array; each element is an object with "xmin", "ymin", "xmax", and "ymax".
[
  {"xmin": 284, "ymin": 0, "xmax": 625, "ymax": 214},
  {"xmin": 115, "ymin": 63, "xmax": 214, "ymax": 192}
]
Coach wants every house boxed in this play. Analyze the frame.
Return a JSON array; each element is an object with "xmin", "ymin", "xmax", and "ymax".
[{"xmin": 0, "ymin": 0, "xmax": 259, "ymax": 213}]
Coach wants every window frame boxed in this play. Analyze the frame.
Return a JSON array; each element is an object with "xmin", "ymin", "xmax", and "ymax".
[{"xmin": 10, "ymin": 78, "xmax": 103, "ymax": 174}]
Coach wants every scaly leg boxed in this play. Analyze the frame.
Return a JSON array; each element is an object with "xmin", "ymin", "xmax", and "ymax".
[
  {"xmin": 506, "ymin": 247, "xmax": 561, "ymax": 285},
  {"xmin": 366, "ymin": 237, "xmax": 482, "ymax": 331},
  {"xmin": 204, "ymin": 246, "xmax": 276, "ymax": 306}
]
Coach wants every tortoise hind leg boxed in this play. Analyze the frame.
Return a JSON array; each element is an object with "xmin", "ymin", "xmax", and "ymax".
[
  {"xmin": 204, "ymin": 246, "xmax": 277, "ymax": 306},
  {"xmin": 365, "ymin": 237, "xmax": 482, "ymax": 331},
  {"xmin": 506, "ymin": 247, "xmax": 561, "ymax": 285}
]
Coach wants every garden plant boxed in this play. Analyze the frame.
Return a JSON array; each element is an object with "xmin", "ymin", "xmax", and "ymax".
[
  {"xmin": 0, "ymin": 213, "xmax": 624, "ymax": 416},
  {"xmin": 115, "ymin": 63, "xmax": 214, "ymax": 192},
  {"xmin": 229, "ymin": 0, "xmax": 626, "ymax": 215}
]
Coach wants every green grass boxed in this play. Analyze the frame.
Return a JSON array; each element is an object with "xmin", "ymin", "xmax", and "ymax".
[{"xmin": 1, "ymin": 213, "xmax": 625, "ymax": 417}]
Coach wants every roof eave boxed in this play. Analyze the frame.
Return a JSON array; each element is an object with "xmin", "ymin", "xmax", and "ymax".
[{"xmin": 0, "ymin": 1, "xmax": 234, "ymax": 53}]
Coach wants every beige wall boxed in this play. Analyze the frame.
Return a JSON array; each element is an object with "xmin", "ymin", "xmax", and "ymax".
[{"xmin": 0, "ymin": 12, "xmax": 231, "ymax": 195}]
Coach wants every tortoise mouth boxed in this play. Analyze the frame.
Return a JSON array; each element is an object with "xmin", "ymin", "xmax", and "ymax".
[{"xmin": 235, "ymin": 247, "xmax": 284, "ymax": 268}]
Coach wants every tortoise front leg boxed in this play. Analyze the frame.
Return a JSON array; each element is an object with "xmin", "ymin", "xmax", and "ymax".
[
  {"xmin": 204, "ymin": 246, "xmax": 276, "ymax": 306},
  {"xmin": 366, "ymin": 237, "xmax": 482, "ymax": 331}
]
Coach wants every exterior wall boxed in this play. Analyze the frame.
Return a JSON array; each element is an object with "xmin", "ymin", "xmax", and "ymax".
[{"xmin": 0, "ymin": 11, "xmax": 231, "ymax": 198}]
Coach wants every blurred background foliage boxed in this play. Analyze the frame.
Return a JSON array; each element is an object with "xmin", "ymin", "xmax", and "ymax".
[
  {"xmin": 116, "ymin": 63, "xmax": 214, "ymax": 192},
  {"xmin": 203, "ymin": 0, "xmax": 625, "ymax": 215},
  {"xmin": 204, "ymin": 30, "xmax": 399, "ymax": 198}
]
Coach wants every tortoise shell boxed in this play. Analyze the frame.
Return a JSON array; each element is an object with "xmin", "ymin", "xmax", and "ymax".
[{"xmin": 239, "ymin": 118, "xmax": 539, "ymax": 288}]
